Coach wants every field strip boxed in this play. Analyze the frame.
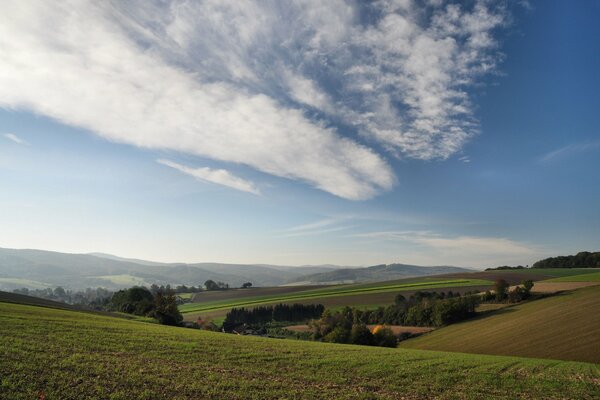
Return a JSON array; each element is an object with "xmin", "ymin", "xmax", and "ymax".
[{"xmin": 180, "ymin": 279, "xmax": 492, "ymax": 314}]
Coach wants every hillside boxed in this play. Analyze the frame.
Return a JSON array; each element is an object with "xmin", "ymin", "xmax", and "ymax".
[
  {"xmin": 288, "ymin": 263, "xmax": 473, "ymax": 284},
  {"xmin": 0, "ymin": 247, "xmax": 339, "ymax": 290},
  {"xmin": 400, "ymin": 285, "xmax": 600, "ymax": 363},
  {"xmin": 1, "ymin": 301, "xmax": 598, "ymax": 399}
]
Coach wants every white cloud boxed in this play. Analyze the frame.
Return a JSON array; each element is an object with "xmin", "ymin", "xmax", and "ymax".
[
  {"xmin": 157, "ymin": 159, "xmax": 260, "ymax": 195},
  {"xmin": 3, "ymin": 133, "xmax": 28, "ymax": 145},
  {"xmin": 538, "ymin": 141, "xmax": 600, "ymax": 164},
  {"xmin": 0, "ymin": 1, "xmax": 508, "ymax": 199}
]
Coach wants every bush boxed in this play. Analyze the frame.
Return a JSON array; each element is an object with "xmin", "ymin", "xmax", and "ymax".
[
  {"xmin": 350, "ymin": 324, "xmax": 374, "ymax": 346},
  {"xmin": 324, "ymin": 326, "xmax": 351, "ymax": 344},
  {"xmin": 373, "ymin": 327, "xmax": 397, "ymax": 347}
]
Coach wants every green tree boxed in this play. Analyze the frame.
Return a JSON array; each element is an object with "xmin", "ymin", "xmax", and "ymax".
[
  {"xmin": 153, "ymin": 291, "xmax": 183, "ymax": 326},
  {"xmin": 373, "ymin": 327, "xmax": 397, "ymax": 348},
  {"xmin": 204, "ymin": 280, "xmax": 219, "ymax": 291},
  {"xmin": 394, "ymin": 293, "xmax": 406, "ymax": 305},
  {"xmin": 522, "ymin": 280, "xmax": 534, "ymax": 292},
  {"xmin": 350, "ymin": 324, "xmax": 374, "ymax": 346},
  {"xmin": 494, "ymin": 279, "xmax": 510, "ymax": 302}
]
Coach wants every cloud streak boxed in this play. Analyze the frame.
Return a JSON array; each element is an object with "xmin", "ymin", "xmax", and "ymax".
[
  {"xmin": 538, "ymin": 140, "xmax": 600, "ymax": 163},
  {"xmin": 157, "ymin": 159, "xmax": 260, "ymax": 195},
  {"xmin": 3, "ymin": 133, "xmax": 28, "ymax": 145},
  {"xmin": 0, "ymin": 1, "xmax": 508, "ymax": 199}
]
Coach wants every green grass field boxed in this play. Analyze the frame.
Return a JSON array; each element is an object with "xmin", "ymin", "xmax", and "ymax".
[
  {"xmin": 401, "ymin": 286, "xmax": 600, "ymax": 363},
  {"xmin": 509, "ymin": 268, "xmax": 600, "ymax": 277},
  {"xmin": 179, "ymin": 278, "xmax": 492, "ymax": 321},
  {"xmin": 544, "ymin": 271, "xmax": 600, "ymax": 282},
  {"xmin": 1, "ymin": 301, "xmax": 598, "ymax": 399}
]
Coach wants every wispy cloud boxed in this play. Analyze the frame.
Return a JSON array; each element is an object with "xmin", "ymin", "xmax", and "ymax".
[
  {"xmin": 0, "ymin": 1, "xmax": 508, "ymax": 199},
  {"xmin": 3, "ymin": 133, "xmax": 28, "ymax": 145},
  {"xmin": 157, "ymin": 159, "xmax": 260, "ymax": 195},
  {"xmin": 538, "ymin": 140, "xmax": 600, "ymax": 164},
  {"xmin": 353, "ymin": 230, "xmax": 537, "ymax": 257},
  {"xmin": 280, "ymin": 218, "xmax": 354, "ymax": 237}
]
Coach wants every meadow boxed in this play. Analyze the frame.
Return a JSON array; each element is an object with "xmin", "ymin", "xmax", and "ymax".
[
  {"xmin": 1, "ymin": 301, "xmax": 598, "ymax": 400},
  {"xmin": 400, "ymin": 285, "xmax": 600, "ymax": 363}
]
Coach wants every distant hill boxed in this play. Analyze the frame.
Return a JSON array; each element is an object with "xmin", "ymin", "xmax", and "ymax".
[
  {"xmin": 0, "ymin": 247, "xmax": 341, "ymax": 290},
  {"xmin": 288, "ymin": 263, "xmax": 473, "ymax": 284}
]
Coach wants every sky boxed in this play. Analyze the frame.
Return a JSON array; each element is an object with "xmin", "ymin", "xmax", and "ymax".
[{"xmin": 1, "ymin": 0, "xmax": 599, "ymax": 269}]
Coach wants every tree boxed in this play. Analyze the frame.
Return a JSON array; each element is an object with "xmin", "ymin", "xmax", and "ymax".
[
  {"xmin": 204, "ymin": 280, "xmax": 219, "ymax": 291},
  {"xmin": 110, "ymin": 287, "xmax": 154, "ymax": 315},
  {"xmin": 241, "ymin": 282, "xmax": 253, "ymax": 289},
  {"xmin": 494, "ymin": 279, "xmax": 510, "ymax": 302},
  {"xmin": 350, "ymin": 324, "xmax": 374, "ymax": 346},
  {"xmin": 373, "ymin": 327, "xmax": 397, "ymax": 348},
  {"xmin": 153, "ymin": 290, "xmax": 183, "ymax": 326},
  {"xmin": 522, "ymin": 279, "xmax": 534, "ymax": 292},
  {"xmin": 394, "ymin": 293, "xmax": 406, "ymax": 305}
]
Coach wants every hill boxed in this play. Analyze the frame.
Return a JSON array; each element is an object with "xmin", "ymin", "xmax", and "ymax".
[
  {"xmin": 0, "ymin": 247, "xmax": 339, "ymax": 290},
  {"xmin": 400, "ymin": 285, "xmax": 600, "ymax": 363},
  {"xmin": 0, "ymin": 301, "xmax": 597, "ymax": 399},
  {"xmin": 287, "ymin": 263, "xmax": 473, "ymax": 284}
]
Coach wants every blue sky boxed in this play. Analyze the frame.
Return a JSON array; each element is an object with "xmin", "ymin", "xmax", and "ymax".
[{"xmin": 1, "ymin": 0, "xmax": 598, "ymax": 268}]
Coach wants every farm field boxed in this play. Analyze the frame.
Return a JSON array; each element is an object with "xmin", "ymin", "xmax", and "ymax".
[
  {"xmin": 544, "ymin": 270, "xmax": 600, "ymax": 282},
  {"xmin": 400, "ymin": 285, "xmax": 600, "ymax": 363},
  {"xmin": 180, "ymin": 278, "xmax": 492, "ymax": 322},
  {"xmin": 1, "ymin": 301, "xmax": 598, "ymax": 400}
]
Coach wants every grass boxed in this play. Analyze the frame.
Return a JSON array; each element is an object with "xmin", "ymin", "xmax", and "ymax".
[
  {"xmin": 179, "ymin": 278, "xmax": 492, "ymax": 315},
  {"xmin": 505, "ymin": 268, "xmax": 600, "ymax": 277},
  {"xmin": 401, "ymin": 286, "xmax": 600, "ymax": 363},
  {"xmin": 0, "ymin": 277, "xmax": 51, "ymax": 289},
  {"xmin": 544, "ymin": 271, "xmax": 600, "ymax": 282},
  {"xmin": 1, "ymin": 301, "xmax": 598, "ymax": 399}
]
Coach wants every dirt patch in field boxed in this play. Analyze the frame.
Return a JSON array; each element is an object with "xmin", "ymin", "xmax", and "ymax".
[
  {"xmin": 439, "ymin": 271, "xmax": 551, "ymax": 284},
  {"xmin": 528, "ymin": 281, "xmax": 600, "ymax": 293},
  {"xmin": 189, "ymin": 285, "xmax": 333, "ymax": 303},
  {"xmin": 285, "ymin": 324, "xmax": 312, "ymax": 332},
  {"xmin": 285, "ymin": 324, "xmax": 434, "ymax": 336},
  {"xmin": 367, "ymin": 325, "xmax": 434, "ymax": 335}
]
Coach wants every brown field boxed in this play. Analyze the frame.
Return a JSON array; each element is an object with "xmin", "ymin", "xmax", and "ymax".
[
  {"xmin": 439, "ymin": 271, "xmax": 552, "ymax": 284},
  {"xmin": 530, "ymin": 281, "xmax": 600, "ymax": 293},
  {"xmin": 284, "ymin": 324, "xmax": 434, "ymax": 335},
  {"xmin": 189, "ymin": 285, "xmax": 332, "ymax": 303}
]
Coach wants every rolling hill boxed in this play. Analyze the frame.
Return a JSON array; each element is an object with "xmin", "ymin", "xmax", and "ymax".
[
  {"xmin": 0, "ymin": 247, "xmax": 475, "ymax": 290},
  {"xmin": 1, "ymin": 299, "xmax": 597, "ymax": 399},
  {"xmin": 400, "ymin": 285, "xmax": 600, "ymax": 363},
  {"xmin": 287, "ymin": 263, "xmax": 473, "ymax": 284},
  {"xmin": 0, "ymin": 247, "xmax": 340, "ymax": 290}
]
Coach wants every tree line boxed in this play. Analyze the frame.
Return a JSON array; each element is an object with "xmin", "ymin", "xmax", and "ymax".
[
  {"xmin": 109, "ymin": 287, "xmax": 183, "ymax": 326},
  {"xmin": 532, "ymin": 251, "xmax": 600, "ymax": 269},
  {"xmin": 223, "ymin": 303, "xmax": 324, "ymax": 331},
  {"xmin": 12, "ymin": 287, "xmax": 113, "ymax": 308}
]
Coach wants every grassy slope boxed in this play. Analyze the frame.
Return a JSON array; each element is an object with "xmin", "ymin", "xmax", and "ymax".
[
  {"xmin": 545, "ymin": 271, "xmax": 600, "ymax": 282},
  {"xmin": 401, "ymin": 286, "xmax": 600, "ymax": 363},
  {"xmin": 1, "ymin": 302, "xmax": 598, "ymax": 400}
]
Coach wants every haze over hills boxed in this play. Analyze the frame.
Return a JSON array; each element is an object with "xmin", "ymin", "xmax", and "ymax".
[
  {"xmin": 287, "ymin": 264, "xmax": 474, "ymax": 285},
  {"xmin": 0, "ymin": 247, "xmax": 472, "ymax": 290}
]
